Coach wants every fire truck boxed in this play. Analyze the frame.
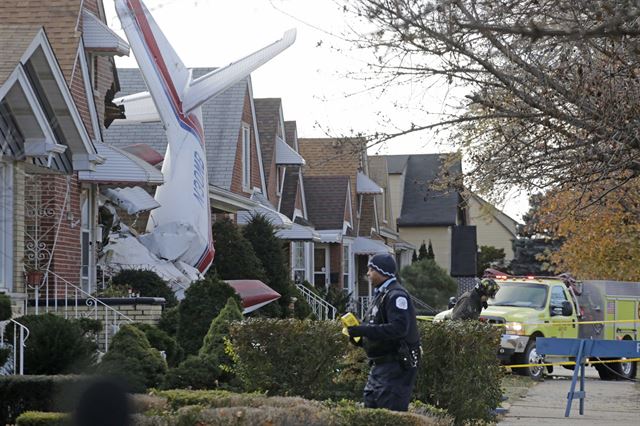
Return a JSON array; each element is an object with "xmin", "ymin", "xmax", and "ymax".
[{"xmin": 434, "ymin": 272, "xmax": 640, "ymax": 380}]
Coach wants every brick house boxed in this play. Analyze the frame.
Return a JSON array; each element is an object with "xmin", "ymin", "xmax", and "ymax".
[
  {"xmin": 0, "ymin": 0, "xmax": 164, "ymax": 313},
  {"xmin": 298, "ymin": 138, "xmax": 392, "ymax": 311}
]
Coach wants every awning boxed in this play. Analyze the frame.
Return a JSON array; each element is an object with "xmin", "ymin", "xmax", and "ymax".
[
  {"xmin": 317, "ymin": 230, "xmax": 342, "ymax": 243},
  {"xmin": 82, "ymin": 10, "xmax": 130, "ymax": 56},
  {"xmin": 79, "ymin": 143, "xmax": 164, "ymax": 185},
  {"xmin": 226, "ymin": 280, "xmax": 281, "ymax": 314},
  {"xmin": 275, "ymin": 137, "xmax": 305, "ymax": 165},
  {"xmin": 357, "ymin": 171, "xmax": 383, "ymax": 194},
  {"xmin": 121, "ymin": 143, "xmax": 164, "ymax": 166},
  {"xmin": 276, "ymin": 222, "xmax": 320, "ymax": 241},
  {"xmin": 101, "ymin": 186, "xmax": 160, "ymax": 215},
  {"xmin": 237, "ymin": 205, "xmax": 293, "ymax": 228},
  {"xmin": 351, "ymin": 236, "xmax": 393, "ymax": 255}
]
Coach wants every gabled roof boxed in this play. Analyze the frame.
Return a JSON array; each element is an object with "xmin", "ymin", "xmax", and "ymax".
[
  {"xmin": 82, "ymin": 9, "xmax": 129, "ymax": 56},
  {"xmin": 104, "ymin": 68, "xmax": 249, "ymax": 191},
  {"xmin": 276, "ymin": 138, "xmax": 305, "ymax": 165},
  {"xmin": 304, "ymin": 175, "xmax": 350, "ymax": 230},
  {"xmin": 356, "ymin": 171, "xmax": 383, "ymax": 194},
  {"xmin": 0, "ymin": 1, "xmax": 83, "ymax": 83},
  {"xmin": 254, "ymin": 98, "xmax": 282, "ymax": 184},
  {"xmin": 279, "ymin": 167, "xmax": 300, "ymax": 219},
  {"xmin": 78, "ymin": 142, "xmax": 163, "ymax": 185},
  {"xmin": 386, "ymin": 155, "xmax": 409, "ymax": 174},
  {"xmin": 469, "ymin": 192, "xmax": 519, "ymax": 237},
  {"xmin": 397, "ymin": 154, "xmax": 463, "ymax": 227}
]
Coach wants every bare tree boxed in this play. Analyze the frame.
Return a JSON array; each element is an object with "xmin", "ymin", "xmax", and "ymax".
[{"xmin": 342, "ymin": 0, "xmax": 640, "ymax": 205}]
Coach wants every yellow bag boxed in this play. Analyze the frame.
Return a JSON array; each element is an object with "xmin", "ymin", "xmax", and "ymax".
[{"xmin": 340, "ymin": 312, "xmax": 361, "ymax": 342}]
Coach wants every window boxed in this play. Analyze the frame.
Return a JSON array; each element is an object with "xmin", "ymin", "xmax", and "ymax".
[
  {"xmin": 382, "ymin": 193, "xmax": 387, "ymax": 223},
  {"xmin": 80, "ymin": 188, "xmax": 91, "ymax": 293},
  {"xmin": 242, "ymin": 125, "xmax": 251, "ymax": 189},
  {"xmin": 292, "ymin": 241, "xmax": 305, "ymax": 284},
  {"xmin": 276, "ymin": 166, "xmax": 284, "ymax": 196},
  {"xmin": 0, "ymin": 162, "xmax": 13, "ymax": 290},
  {"xmin": 93, "ymin": 55, "xmax": 99, "ymax": 90},
  {"xmin": 550, "ymin": 286, "xmax": 569, "ymax": 308},
  {"xmin": 342, "ymin": 245, "xmax": 350, "ymax": 289},
  {"xmin": 313, "ymin": 246, "xmax": 328, "ymax": 288}
]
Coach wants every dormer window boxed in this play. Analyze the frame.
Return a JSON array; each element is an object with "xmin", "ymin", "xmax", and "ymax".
[{"xmin": 242, "ymin": 125, "xmax": 251, "ymax": 190}]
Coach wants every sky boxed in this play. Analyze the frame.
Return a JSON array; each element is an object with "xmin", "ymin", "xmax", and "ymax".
[{"xmin": 104, "ymin": 0, "xmax": 528, "ymax": 220}]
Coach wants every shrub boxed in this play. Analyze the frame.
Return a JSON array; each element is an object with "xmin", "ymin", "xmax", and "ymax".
[
  {"xmin": 176, "ymin": 275, "xmax": 240, "ymax": 356},
  {"xmin": 242, "ymin": 214, "xmax": 295, "ymax": 318},
  {"xmin": 0, "ymin": 347, "xmax": 10, "ymax": 368},
  {"xmin": 400, "ymin": 259, "xmax": 458, "ymax": 311},
  {"xmin": 157, "ymin": 306, "xmax": 179, "ymax": 338},
  {"xmin": 415, "ymin": 321, "xmax": 503, "ymax": 425},
  {"xmin": 209, "ymin": 218, "xmax": 266, "ymax": 281},
  {"xmin": 97, "ymin": 324, "xmax": 167, "ymax": 393},
  {"xmin": 162, "ymin": 354, "xmax": 220, "ymax": 390},
  {"xmin": 477, "ymin": 245, "xmax": 506, "ymax": 277},
  {"xmin": 228, "ymin": 319, "xmax": 344, "ymax": 399},
  {"xmin": 15, "ymin": 411, "xmax": 70, "ymax": 426},
  {"xmin": 0, "ymin": 292, "xmax": 12, "ymax": 320},
  {"xmin": 110, "ymin": 269, "xmax": 177, "ymax": 307},
  {"xmin": 200, "ymin": 297, "xmax": 243, "ymax": 362},
  {"xmin": 0, "ymin": 375, "xmax": 92, "ymax": 425},
  {"xmin": 6, "ymin": 314, "xmax": 96, "ymax": 374},
  {"xmin": 133, "ymin": 323, "xmax": 183, "ymax": 367}
]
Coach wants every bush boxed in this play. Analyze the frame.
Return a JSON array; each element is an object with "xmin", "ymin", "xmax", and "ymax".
[
  {"xmin": 0, "ymin": 347, "xmax": 10, "ymax": 368},
  {"xmin": 415, "ymin": 321, "xmax": 503, "ymax": 425},
  {"xmin": 210, "ymin": 218, "xmax": 266, "ymax": 281},
  {"xmin": 400, "ymin": 259, "xmax": 458, "ymax": 311},
  {"xmin": 228, "ymin": 319, "xmax": 344, "ymax": 399},
  {"xmin": 110, "ymin": 269, "xmax": 177, "ymax": 307},
  {"xmin": 162, "ymin": 354, "xmax": 221, "ymax": 390},
  {"xmin": 133, "ymin": 323, "xmax": 183, "ymax": 367},
  {"xmin": 15, "ymin": 411, "xmax": 70, "ymax": 426},
  {"xmin": 242, "ymin": 214, "xmax": 295, "ymax": 318},
  {"xmin": 200, "ymin": 297, "xmax": 243, "ymax": 362},
  {"xmin": 176, "ymin": 275, "xmax": 240, "ymax": 356},
  {"xmin": 0, "ymin": 375, "xmax": 92, "ymax": 425},
  {"xmin": 97, "ymin": 324, "xmax": 167, "ymax": 393},
  {"xmin": 157, "ymin": 306, "xmax": 179, "ymax": 337},
  {"xmin": 0, "ymin": 292, "xmax": 12, "ymax": 320},
  {"xmin": 6, "ymin": 314, "xmax": 96, "ymax": 374}
]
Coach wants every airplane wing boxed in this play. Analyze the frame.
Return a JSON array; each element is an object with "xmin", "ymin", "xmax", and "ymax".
[
  {"xmin": 182, "ymin": 29, "xmax": 296, "ymax": 114},
  {"xmin": 113, "ymin": 91, "xmax": 160, "ymax": 123}
]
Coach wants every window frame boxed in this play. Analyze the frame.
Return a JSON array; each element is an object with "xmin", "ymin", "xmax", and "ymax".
[
  {"xmin": 241, "ymin": 125, "xmax": 251, "ymax": 190},
  {"xmin": 291, "ymin": 241, "xmax": 306, "ymax": 284},
  {"xmin": 0, "ymin": 161, "xmax": 13, "ymax": 291}
]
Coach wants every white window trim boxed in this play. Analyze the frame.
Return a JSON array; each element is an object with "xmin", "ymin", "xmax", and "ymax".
[
  {"xmin": 0, "ymin": 162, "xmax": 14, "ymax": 291},
  {"xmin": 291, "ymin": 241, "xmax": 306, "ymax": 284},
  {"xmin": 77, "ymin": 42, "xmax": 103, "ymax": 143},
  {"xmin": 241, "ymin": 124, "xmax": 251, "ymax": 191},
  {"xmin": 342, "ymin": 243, "xmax": 352, "ymax": 294}
]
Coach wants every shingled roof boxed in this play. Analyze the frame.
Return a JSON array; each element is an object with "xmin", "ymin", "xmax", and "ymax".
[
  {"xmin": 397, "ymin": 154, "xmax": 463, "ymax": 227},
  {"xmin": 104, "ymin": 68, "xmax": 249, "ymax": 191},
  {"xmin": 304, "ymin": 175, "xmax": 350, "ymax": 230},
  {"xmin": 254, "ymin": 98, "xmax": 282, "ymax": 185},
  {"xmin": 0, "ymin": 1, "xmax": 82, "ymax": 83},
  {"xmin": 279, "ymin": 167, "xmax": 300, "ymax": 219}
]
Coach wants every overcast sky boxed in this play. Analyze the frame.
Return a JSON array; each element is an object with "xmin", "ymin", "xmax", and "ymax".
[{"xmin": 104, "ymin": 0, "xmax": 528, "ymax": 220}]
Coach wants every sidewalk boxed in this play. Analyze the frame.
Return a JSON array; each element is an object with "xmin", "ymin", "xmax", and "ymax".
[{"xmin": 499, "ymin": 367, "xmax": 640, "ymax": 425}]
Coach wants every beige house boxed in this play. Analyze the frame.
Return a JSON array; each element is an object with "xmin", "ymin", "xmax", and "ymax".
[{"xmin": 467, "ymin": 193, "xmax": 519, "ymax": 262}]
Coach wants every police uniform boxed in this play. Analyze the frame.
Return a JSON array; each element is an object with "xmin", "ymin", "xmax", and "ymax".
[
  {"xmin": 348, "ymin": 255, "xmax": 421, "ymax": 412},
  {"xmin": 450, "ymin": 288, "xmax": 483, "ymax": 320}
]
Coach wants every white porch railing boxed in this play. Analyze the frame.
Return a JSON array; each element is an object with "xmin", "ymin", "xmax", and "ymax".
[
  {"xmin": 0, "ymin": 318, "xmax": 29, "ymax": 375},
  {"xmin": 358, "ymin": 296, "xmax": 372, "ymax": 319},
  {"xmin": 26, "ymin": 271, "xmax": 133, "ymax": 352},
  {"xmin": 295, "ymin": 284, "xmax": 337, "ymax": 320}
]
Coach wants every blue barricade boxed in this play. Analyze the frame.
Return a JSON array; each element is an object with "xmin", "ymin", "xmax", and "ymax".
[{"xmin": 537, "ymin": 338, "xmax": 640, "ymax": 417}]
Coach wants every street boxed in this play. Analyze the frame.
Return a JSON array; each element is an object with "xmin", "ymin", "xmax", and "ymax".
[{"xmin": 500, "ymin": 367, "xmax": 640, "ymax": 425}]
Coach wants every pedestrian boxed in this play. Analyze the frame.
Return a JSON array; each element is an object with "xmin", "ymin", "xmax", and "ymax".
[
  {"xmin": 450, "ymin": 278, "xmax": 499, "ymax": 320},
  {"xmin": 347, "ymin": 253, "xmax": 421, "ymax": 412}
]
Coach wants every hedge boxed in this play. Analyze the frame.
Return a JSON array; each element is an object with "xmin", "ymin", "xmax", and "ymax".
[
  {"xmin": 15, "ymin": 412, "xmax": 70, "ymax": 426},
  {"xmin": 228, "ymin": 319, "xmax": 345, "ymax": 399},
  {"xmin": 0, "ymin": 375, "xmax": 92, "ymax": 425}
]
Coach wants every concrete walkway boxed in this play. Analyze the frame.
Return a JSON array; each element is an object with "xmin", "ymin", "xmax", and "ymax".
[{"xmin": 500, "ymin": 367, "xmax": 640, "ymax": 425}]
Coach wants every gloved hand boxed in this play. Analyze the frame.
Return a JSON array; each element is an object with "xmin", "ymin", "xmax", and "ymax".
[
  {"xmin": 348, "ymin": 325, "xmax": 367, "ymax": 338},
  {"xmin": 482, "ymin": 301, "xmax": 489, "ymax": 309}
]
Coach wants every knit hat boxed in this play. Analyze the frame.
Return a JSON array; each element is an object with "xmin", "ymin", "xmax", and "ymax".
[{"xmin": 367, "ymin": 253, "xmax": 397, "ymax": 278}]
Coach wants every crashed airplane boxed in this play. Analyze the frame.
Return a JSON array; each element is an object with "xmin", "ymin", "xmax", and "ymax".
[{"xmin": 101, "ymin": 0, "xmax": 294, "ymax": 307}]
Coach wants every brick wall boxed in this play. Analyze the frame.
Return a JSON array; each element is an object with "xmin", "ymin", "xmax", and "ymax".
[
  {"xmin": 358, "ymin": 194, "xmax": 376, "ymax": 237},
  {"xmin": 330, "ymin": 244, "xmax": 343, "ymax": 288},
  {"xmin": 69, "ymin": 59, "xmax": 95, "ymax": 140}
]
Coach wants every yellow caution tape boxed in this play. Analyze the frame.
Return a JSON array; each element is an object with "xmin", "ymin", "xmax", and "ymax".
[
  {"xmin": 417, "ymin": 316, "xmax": 640, "ymax": 326},
  {"xmin": 504, "ymin": 357, "xmax": 640, "ymax": 369}
]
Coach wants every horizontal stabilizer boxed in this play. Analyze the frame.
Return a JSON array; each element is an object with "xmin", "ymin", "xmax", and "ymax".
[
  {"xmin": 113, "ymin": 91, "xmax": 160, "ymax": 123},
  {"xmin": 182, "ymin": 29, "xmax": 296, "ymax": 114}
]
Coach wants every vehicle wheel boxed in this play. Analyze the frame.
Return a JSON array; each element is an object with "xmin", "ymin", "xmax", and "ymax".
[
  {"xmin": 610, "ymin": 358, "xmax": 637, "ymax": 380},
  {"xmin": 514, "ymin": 339, "xmax": 545, "ymax": 381},
  {"xmin": 595, "ymin": 362, "xmax": 617, "ymax": 380}
]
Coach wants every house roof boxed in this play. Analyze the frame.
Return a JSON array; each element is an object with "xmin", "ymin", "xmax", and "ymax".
[
  {"xmin": 0, "ymin": 24, "xmax": 41, "ymax": 84},
  {"xmin": 276, "ymin": 138, "xmax": 305, "ymax": 165},
  {"xmin": 78, "ymin": 142, "xmax": 164, "ymax": 185},
  {"xmin": 304, "ymin": 175, "xmax": 350, "ymax": 230},
  {"xmin": 469, "ymin": 192, "xmax": 519, "ymax": 237},
  {"xmin": 279, "ymin": 167, "xmax": 299, "ymax": 219},
  {"xmin": 254, "ymin": 98, "xmax": 282, "ymax": 185},
  {"xmin": 0, "ymin": 1, "xmax": 83, "ymax": 83},
  {"xmin": 356, "ymin": 171, "xmax": 383, "ymax": 194},
  {"xmin": 104, "ymin": 68, "xmax": 248, "ymax": 191},
  {"xmin": 397, "ymin": 154, "xmax": 463, "ymax": 227},
  {"xmin": 82, "ymin": 9, "xmax": 129, "ymax": 56},
  {"xmin": 385, "ymin": 155, "xmax": 409, "ymax": 174}
]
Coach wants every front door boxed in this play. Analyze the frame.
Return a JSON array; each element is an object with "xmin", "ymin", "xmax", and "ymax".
[{"xmin": 313, "ymin": 246, "xmax": 329, "ymax": 289}]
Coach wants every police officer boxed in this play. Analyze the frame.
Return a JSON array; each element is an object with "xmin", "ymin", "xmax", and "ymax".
[
  {"xmin": 450, "ymin": 278, "xmax": 499, "ymax": 320},
  {"xmin": 347, "ymin": 253, "xmax": 421, "ymax": 412}
]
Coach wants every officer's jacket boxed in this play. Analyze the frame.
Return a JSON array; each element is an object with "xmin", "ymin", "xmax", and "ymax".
[
  {"xmin": 450, "ymin": 289, "xmax": 483, "ymax": 320},
  {"xmin": 359, "ymin": 281, "xmax": 420, "ymax": 358}
]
